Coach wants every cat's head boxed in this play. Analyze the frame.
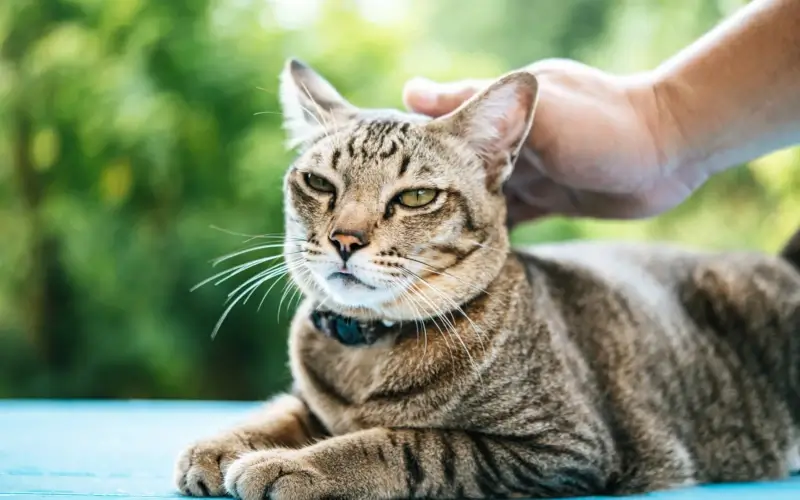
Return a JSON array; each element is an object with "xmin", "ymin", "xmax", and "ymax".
[{"xmin": 279, "ymin": 59, "xmax": 538, "ymax": 320}]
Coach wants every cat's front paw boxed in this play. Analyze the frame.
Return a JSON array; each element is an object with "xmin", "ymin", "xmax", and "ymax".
[
  {"xmin": 224, "ymin": 449, "xmax": 329, "ymax": 500},
  {"xmin": 175, "ymin": 437, "xmax": 247, "ymax": 496}
]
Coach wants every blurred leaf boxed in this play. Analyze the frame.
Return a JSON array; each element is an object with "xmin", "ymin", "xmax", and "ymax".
[
  {"xmin": 31, "ymin": 126, "xmax": 60, "ymax": 171},
  {"xmin": 100, "ymin": 159, "xmax": 133, "ymax": 206}
]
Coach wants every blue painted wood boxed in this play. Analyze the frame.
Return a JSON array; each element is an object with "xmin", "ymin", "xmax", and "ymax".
[{"xmin": 1, "ymin": 400, "xmax": 798, "ymax": 499}]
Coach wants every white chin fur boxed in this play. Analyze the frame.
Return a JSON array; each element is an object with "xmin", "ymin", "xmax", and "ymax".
[{"xmin": 321, "ymin": 280, "xmax": 398, "ymax": 309}]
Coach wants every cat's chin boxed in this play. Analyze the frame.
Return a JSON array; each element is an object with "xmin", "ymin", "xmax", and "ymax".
[
  {"xmin": 308, "ymin": 289, "xmax": 443, "ymax": 324},
  {"xmin": 318, "ymin": 279, "xmax": 400, "ymax": 312}
]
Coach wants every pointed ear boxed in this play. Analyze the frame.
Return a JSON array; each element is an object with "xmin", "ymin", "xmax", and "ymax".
[
  {"xmin": 431, "ymin": 71, "xmax": 538, "ymax": 189},
  {"xmin": 279, "ymin": 58, "xmax": 357, "ymax": 149}
]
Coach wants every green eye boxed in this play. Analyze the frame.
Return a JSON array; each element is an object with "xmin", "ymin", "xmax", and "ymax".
[
  {"xmin": 305, "ymin": 173, "xmax": 335, "ymax": 193},
  {"xmin": 397, "ymin": 188, "xmax": 438, "ymax": 208}
]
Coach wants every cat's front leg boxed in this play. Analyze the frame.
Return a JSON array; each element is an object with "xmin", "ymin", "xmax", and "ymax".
[
  {"xmin": 174, "ymin": 393, "xmax": 326, "ymax": 497},
  {"xmin": 223, "ymin": 427, "xmax": 612, "ymax": 500}
]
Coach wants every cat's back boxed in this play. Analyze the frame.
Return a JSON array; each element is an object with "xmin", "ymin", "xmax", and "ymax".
[
  {"xmin": 513, "ymin": 240, "xmax": 800, "ymax": 485},
  {"xmin": 513, "ymin": 239, "xmax": 800, "ymax": 417},
  {"xmin": 513, "ymin": 239, "xmax": 799, "ymax": 346}
]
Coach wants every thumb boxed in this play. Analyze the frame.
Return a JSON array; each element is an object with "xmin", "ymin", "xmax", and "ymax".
[{"xmin": 402, "ymin": 77, "xmax": 489, "ymax": 117}]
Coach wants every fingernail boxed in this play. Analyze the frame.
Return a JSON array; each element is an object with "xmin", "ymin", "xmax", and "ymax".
[
  {"xmin": 407, "ymin": 76, "xmax": 438, "ymax": 90},
  {"xmin": 406, "ymin": 77, "xmax": 440, "ymax": 109}
]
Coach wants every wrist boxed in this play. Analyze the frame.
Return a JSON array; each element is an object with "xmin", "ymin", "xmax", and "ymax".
[{"xmin": 630, "ymin": 71, "xmax": 706, "ymax": 179}]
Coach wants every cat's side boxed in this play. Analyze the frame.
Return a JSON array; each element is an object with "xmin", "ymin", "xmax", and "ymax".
[{"xmin": 174, "ymin": 59, "xmax": 800, "ymax": 500}]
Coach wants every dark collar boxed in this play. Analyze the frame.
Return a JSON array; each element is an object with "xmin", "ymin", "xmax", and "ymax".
[{"xmin": 310, "ymin": 309, "xmax": 398, "ymax": 347}]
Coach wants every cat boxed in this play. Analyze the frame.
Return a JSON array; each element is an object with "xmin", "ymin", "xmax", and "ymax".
[{"xmin": 174, "ymin": 58, "xmax": 800, "ymax": 500}]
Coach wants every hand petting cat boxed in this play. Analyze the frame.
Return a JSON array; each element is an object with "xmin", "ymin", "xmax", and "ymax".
[
  {"xmin": 403, "ymin": 60, "xmax": 683, "ymax": 226},
  {"xmin": 404, "ymin": 0, "xmax": 800, "ymax": 227}
]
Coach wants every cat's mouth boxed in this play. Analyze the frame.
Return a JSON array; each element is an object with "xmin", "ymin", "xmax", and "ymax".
[{"xmin": 327, "ymin": 272, "xmax": 376, "ymax": 290}]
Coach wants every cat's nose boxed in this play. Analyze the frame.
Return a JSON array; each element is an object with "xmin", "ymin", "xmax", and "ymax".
[{"xmin": 329, "ymin": 229, "xmax": 369, "ymax": 262}]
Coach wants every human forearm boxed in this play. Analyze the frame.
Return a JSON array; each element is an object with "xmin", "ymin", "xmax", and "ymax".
[{"xmin": 652, "ymin": 0, "xmax": 800, "ymax": 177}]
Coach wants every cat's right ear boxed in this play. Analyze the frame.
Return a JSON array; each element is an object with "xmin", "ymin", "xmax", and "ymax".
[
  {"xmin": 279, "ymin": 59, "xmax": 356, "ymax": 149},
  {"xmin": 426, "ymin": 71, "xmax": 539, "ymax": 191}
]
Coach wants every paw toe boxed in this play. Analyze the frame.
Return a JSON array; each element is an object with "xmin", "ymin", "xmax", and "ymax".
[
  {"xmin": 224, "ymin": 450, "xmax": 318, "ymax": 500},
  {"xmin": 174, "ymin": 442, "xmax": 237, "ymax": 496}
]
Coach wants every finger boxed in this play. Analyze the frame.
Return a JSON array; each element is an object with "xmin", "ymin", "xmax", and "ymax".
[{"xmin": 402, "ymin": 77, "xmax": 489, "ymax": 117}]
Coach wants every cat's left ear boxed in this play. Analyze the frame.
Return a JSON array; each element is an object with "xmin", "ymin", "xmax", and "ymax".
[
  {"xmin": 430, "ymin": 71, "xmax": 539, "ymax": 190},
  {"xmin": 279, "ymin": 58, "xmax": 357, "ymax": 149}
]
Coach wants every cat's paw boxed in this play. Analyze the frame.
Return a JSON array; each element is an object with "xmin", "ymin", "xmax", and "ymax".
[
  {"xmin": 175, "ymin": 437, "xmax": 247, "ymax": 496},
  {"xmin": 224, "ymin": 449, "xmax": 329, "ymax": 500}
]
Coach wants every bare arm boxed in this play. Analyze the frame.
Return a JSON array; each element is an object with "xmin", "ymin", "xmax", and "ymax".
[{"xmin": 654, "ymin": 0, "xmax": 800, "ymax": 177}]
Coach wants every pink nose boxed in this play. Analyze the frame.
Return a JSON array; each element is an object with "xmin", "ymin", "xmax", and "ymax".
[{"xmin": 329, "ymin": 230, "xmax": 368, "ymax": 262}]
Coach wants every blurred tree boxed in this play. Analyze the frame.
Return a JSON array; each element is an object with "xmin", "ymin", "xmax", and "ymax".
[{"xmin": 0, "ymin": 0, "xmax": 295, "ymax": 399}]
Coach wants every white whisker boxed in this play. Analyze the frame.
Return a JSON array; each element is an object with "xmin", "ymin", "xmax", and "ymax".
[
  {"xmin": 240, "ymin": 265, "xmax": 290, "ymax": 304},
  {"xmin": 258, "ymin": 268, "xmax": 296, "ymax": 312},
  {"xmin": 400, "ymin": 268, "xmax": 485, "ymax": 376},
  {"xmin": 298, "ymin": 81, "xmax": 342, "ymax": 149},
  {"xmin": 210, "ymin": 272, "xmax": 272, "ymax": 339},
  {"xmin": 402, "ymin": 255, "xmax": 489, "ymax": 296},
  {"xmin": 413, "ymin": 269, "xmax": 488, "ymax": 358},
  {"xmin": 191, "ymin": 254, "xmax": 286, "ymax": 292},
  {"xmin": 212, "ymin": 244, "xmax": 294, "ymax": 267},
  {"xmin": 208, "ymin": 225, "xmax": 304, "ymax": 242},
  {"xmin": 399, "ymin": 274, "xmax": 458, "ymax": 363},
  {"xmin": 392, "ymin": 275, "xmax": 428, "ymax": 356},
  {"xmin": 464, "ymin": 238, "xmax": 510, "ymax": 255}
]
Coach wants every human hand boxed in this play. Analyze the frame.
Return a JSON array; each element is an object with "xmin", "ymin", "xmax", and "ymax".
[{"xmin": 403, "ymin": 59, "xmax": 704, "ymax": 227}]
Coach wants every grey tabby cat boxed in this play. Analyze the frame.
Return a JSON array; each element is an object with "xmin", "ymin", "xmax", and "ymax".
[{"xmin": 174, "ymin": 59, "xmax": 800, "ymax": 500}]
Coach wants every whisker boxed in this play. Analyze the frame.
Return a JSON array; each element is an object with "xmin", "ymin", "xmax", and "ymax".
[
  {"xmin": 227, "ymin": 263, "xmax": 289, "ymax": 303},
  {"xmin": 258, "ymin": 271, "xmax": 292, "ymax": 311},
  {"xmin": 401, "ymin": 255, "xmax": 489, "ymax": 295},
  {"xmin": 407, "ymin": 280, "xmax": 457, "ymax": 364},
  {"xmin": 208, "ymin": 225, "xmax": 302, "ymax": 241},
  {"xmin": 410, "ymin": 268, "xmax": 488, "ymax": 357},
  {"xmin": 276, "ymin": 277, "xmax": 297, "ymax": 320},
  {"xmin": 463, "ymin": 238, "xmax": 510, "ymax": 255},
  {"xmin": 212, "ymin": 246, "xmax": 284, "ymax": 266},
  {"xmin": 392, "ymin": 275, "xmax": 427, "ymax": 356},
  {"xmin": 400, "ymin": 268, "xmax": 486, "ymax": 375},
  {"xmin": 242, "ymin": 272, "xmax": 284, "ymax": 305},
  {"xmin": 203, "ymin": 247, "xmax": 309, "ymax": 338},
  {"xmin": 288, "ymin": 280, "xmax": 305, "ymax": 315},
  {"xmin": 281, "ymin": 262, "xmax": 316, "ymax": 318},
  {"xmin": 256, "ymin": 259, "xmax": 311, "ymax": 314},
  {"xmin": 212, "ymin": 244, "xmax": 298, "ymax": 267},
  {"xmin": 191, "ymin": 254, "xmax": 284, "ymax": 292},
  {"xmin": 210, "ymin": 272, "xmax": 271, "ymax": 339},
  {"xmin": 396, "ymin": 272, "xmax": 458, "ymax": 360},
  {"xmin": 297, "ymin": 98, "xmax": 335, "ymax": 146},
  {"xmin": 298, "ymin": 81, "xmax": 342, "ymax": 149}
]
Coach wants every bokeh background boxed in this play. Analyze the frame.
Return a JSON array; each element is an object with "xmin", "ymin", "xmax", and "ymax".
[{"xmin": 1, "ymin": 0, "xmax": 798, "ymax": 400}]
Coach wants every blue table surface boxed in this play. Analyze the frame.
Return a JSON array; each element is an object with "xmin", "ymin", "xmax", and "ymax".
[{"xmin": 1, "ymin": 400, "xmax": 799, "ymax": 499}]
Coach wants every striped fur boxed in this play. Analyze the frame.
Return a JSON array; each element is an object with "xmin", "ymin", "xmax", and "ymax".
[{"xmin": 175, "ymin": 60, "xmax": 800, "ymax": 499}]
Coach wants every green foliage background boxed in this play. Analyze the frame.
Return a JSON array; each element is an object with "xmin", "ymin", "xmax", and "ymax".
[{"xmin": 1, "ymin": 0, "xmax": 798, "ymax": 400}]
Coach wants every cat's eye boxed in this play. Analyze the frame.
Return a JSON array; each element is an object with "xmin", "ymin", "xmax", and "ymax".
[
  {"xmin": 304, "ymin": 173, "xmax": 336, "ymax": 193},
  {"xmin": 396, "ymin": 188, "xmax": 438, "ymax": 208}
]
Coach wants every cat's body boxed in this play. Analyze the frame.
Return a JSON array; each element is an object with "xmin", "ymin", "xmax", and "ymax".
[
  {"xmin": 284, "ymin": 242, "xmax": 800, "ymax": 497},
  {"xmin": 175, "ymin": 60, "xmax": 800, "ymax": 499}
]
